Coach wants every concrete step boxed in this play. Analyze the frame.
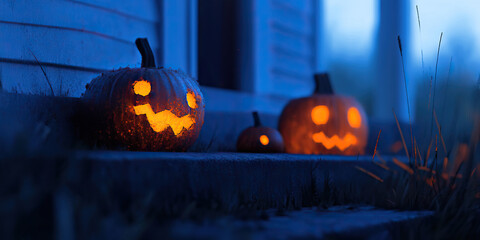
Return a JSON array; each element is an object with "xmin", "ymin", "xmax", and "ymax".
[
  {"xmin": 167, "ymin": 206, "xmax": 432, "ymax": 240},
  {"xmin": 77, "ymin": 151, "xmax": 407, "ymax": 211}
]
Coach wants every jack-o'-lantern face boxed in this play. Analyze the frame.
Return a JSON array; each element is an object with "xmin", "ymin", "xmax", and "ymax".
[
  {"xmin": 132, "ymin": 79, "xmax": 198, "ymax": 136},
  {"xmin": 84, "ymin": 69, "xmax": 205, "ymax": 152},
  {"xmin": 236, "ymin": 112, "xmax": 285, "ymax": 153},
  {"xmin": 83, "ymin": 38, "xmax": 205, "ymax": 152},
  {"xmin": 278, "ymin": 73, "xmax": 368, "ymax": 155},
  {"xmin": 310, "ymin": 105, "xmax": 363, "ymax": 151},
  {"xmin": 114, "ymin": 71, "xmax": 205, "ymax": 152},
  {"xmin": 279, "ymin": 95, "xmax": 368, "ymax": 155}
]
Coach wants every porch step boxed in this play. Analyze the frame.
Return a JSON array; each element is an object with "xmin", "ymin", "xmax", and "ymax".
[
  {"xmin": 77, "ymin": 151, "xmax": 405, "ymax": 210},
  {"xmin": 168, "ymin": 206, "xmax": 432, "ymax": 239}
]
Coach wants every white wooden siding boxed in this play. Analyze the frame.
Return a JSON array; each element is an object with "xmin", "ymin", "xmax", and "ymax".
[
  {"xmin": 268, "ymin": 0, "xmax": 316, "ymax": 96},
  {"xmin": 162, "ymin": 0, "xmax": 197, "ymax": 77},
  {"xmin": 0, "ymin": 0, "xmax": 160, "ymax": 97},
  {"xmin": 68, "ymin": 0, "xmax": 158, "ymax": 21},
  {"xmin": 240, "ymin": 0, "xmax": 318, "ymax": 98},
  {"xmin": 0, "ymin": 62, "xmax": 98, "ymax": 96}
]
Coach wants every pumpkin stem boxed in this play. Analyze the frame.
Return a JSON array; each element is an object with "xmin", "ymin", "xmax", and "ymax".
[
  {"xmin": 135, "ymin": 38, "xmax": 156, "ymax": 68},
  {"xmin": 252, "ymin": 111, "xmax": 262, "ymax": 127},
  {"xmin": 313, "ymin": 73, "xmax": 334, "ymax": 94}
]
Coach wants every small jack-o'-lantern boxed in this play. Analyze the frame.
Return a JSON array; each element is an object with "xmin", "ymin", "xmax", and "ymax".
[
  {"xmin": 278, "ymin": 73, "xmax": 368, "ymax": 155},
  {"xmin": 83, "ymin": 38, "xmax": 204, "ymax": 151},
  {"xmin": 237, "ymin": 112, "xmax": 284, "ymax": 153}
]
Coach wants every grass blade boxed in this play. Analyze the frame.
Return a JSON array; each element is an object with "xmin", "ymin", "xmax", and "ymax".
[
  {"xmin": 393, "ymin": 110, "xmax": 410, "ymax": 163},
  {"xmin": 430, "ymin": 32, "xmax": 443, "ymax": 139},
  {"xmin": 393, "ymin": 158, "xmax": 414, "ymax": 175},
  {"xmin": 355, "ymin": 166, "xmax": 384, "ymax": 182},
  {"xmin": 398, "ymin": 36, "xmax": 414, "ymax": 161},
  {"xmin": 29, "ymin": 49, "xmax": 55, "ymax": 96},
  {"xmin": 433, "ymin": 109, "xmax": 447, "ymax": 154},
  {"xmin": 373, "ymin": 129, "xmax": 381, "ymax": 161}
]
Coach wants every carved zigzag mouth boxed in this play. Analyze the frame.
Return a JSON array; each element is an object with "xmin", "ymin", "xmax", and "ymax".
[
  {"xmin": 134, "ymin": 104, "xmax": 195, "ymax": 136},
  {"xmin": 312, "ymin": 132, "xmax": 357, "ymax": 151}
]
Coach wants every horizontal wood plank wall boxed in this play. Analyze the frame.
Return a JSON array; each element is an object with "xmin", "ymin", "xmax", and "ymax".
[
  {"xmin": 246, "ymin": 0, "xmax": 315, "ymax": 98},
  {"xmin": 268, "ymin": 0, "xmax": 315, "ymax": 97},
  {"xmin": 0, "ymin": 0, "xmax": 160, "ymax": 97}
]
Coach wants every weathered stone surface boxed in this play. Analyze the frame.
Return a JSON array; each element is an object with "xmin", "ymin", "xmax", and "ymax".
[
  {"xmin": 167, "ymin": 206, "xmax": 432, "ymax": 239},
  {"xmin": 77, "ymin": 151, "xmax": 407, "ymax": 211}
]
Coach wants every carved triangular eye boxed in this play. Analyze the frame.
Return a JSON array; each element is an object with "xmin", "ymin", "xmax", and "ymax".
[
  {"xmin": 133, "ymin": 79, "xmax": 151, "ymax": 96},
  {"xmin": 311, "ymin": 105, "xmax": 329, "ymax": 125},
  {"xmin": 348, "ymin": 107, "xmax": 361, "ymax": 128}
]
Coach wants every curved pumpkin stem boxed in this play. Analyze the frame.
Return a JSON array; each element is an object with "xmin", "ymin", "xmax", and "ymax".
[
  {"xmin": 313, "ymin": 73, "xmax": 334, "ymax": 94},
  {"xmin": 135, "ymin": 38, "xmax": 156, "ymax": 68},
  {"xmin": 252, "ymin": 111, "xmax": 262, "ymax": 127}
]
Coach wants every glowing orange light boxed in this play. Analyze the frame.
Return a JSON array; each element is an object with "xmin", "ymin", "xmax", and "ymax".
[
  {"xmin": 134, "ymin": 104, "xmax": 195, "ymax": 136},
  {"xmin": 347, "ymin": 107, "xmax": 361, "ymax": 128},
  {"xmin": 311, "ymin": 105, "xmax": 329, "ymax": 125},
  {"xmin": 132, "ymin": 80, "xmax": 197, "ymax": 136},
  {"xmin": 133, "ymin": 79, "xmax": 151, "ymax": 96},
  {"xmin": 259, "ymin": 135, "xmax": 269, "ymax": 145},
  {"xmin": 186, "ymin": 92, "xmax": 198, "ymax": 109},
  {"xmin": 312, "ymin": 132, "xmax": 357, "ymax": 151}
]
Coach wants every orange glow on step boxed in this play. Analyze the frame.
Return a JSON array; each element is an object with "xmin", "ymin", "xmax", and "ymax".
[
  {"xmin": 133, "ymin": 79, "xmax": 151, "ymax": 96},
  {"xmin": 312, "ymin": 132, "xmax": 357, "ymax": 151},
  {"xmin": 259, "ymin": 135, "xmax": 269, "ymax": 145},
  {"xmin": 134, "ymin": 104, "xmax": 195, "ymax": 136}
]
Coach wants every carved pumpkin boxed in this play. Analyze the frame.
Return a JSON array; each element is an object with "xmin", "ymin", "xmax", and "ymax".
[
  {"xmin": 83, "ymin": 38, "xmax": 205, "ymax": 151},
  {"xmin": 237, "ymin": 112, "xmax": 284, "ymax": 153},
  {"xmin": 278, "ymin": 73, "xmax": 368, "ymax": 155}
]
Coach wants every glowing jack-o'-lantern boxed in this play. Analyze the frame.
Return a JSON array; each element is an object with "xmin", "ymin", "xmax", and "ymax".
[
  {"xmin": 83, "ymin": 38, "xmax": 204, "ymax": 151},
  {"xmin": 278, "ymin": 73, "xmax": 368, "ymax": 155},
  {"xmin": 237, "ymin": 112, "xmax": 284, "ymax": 153}
]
